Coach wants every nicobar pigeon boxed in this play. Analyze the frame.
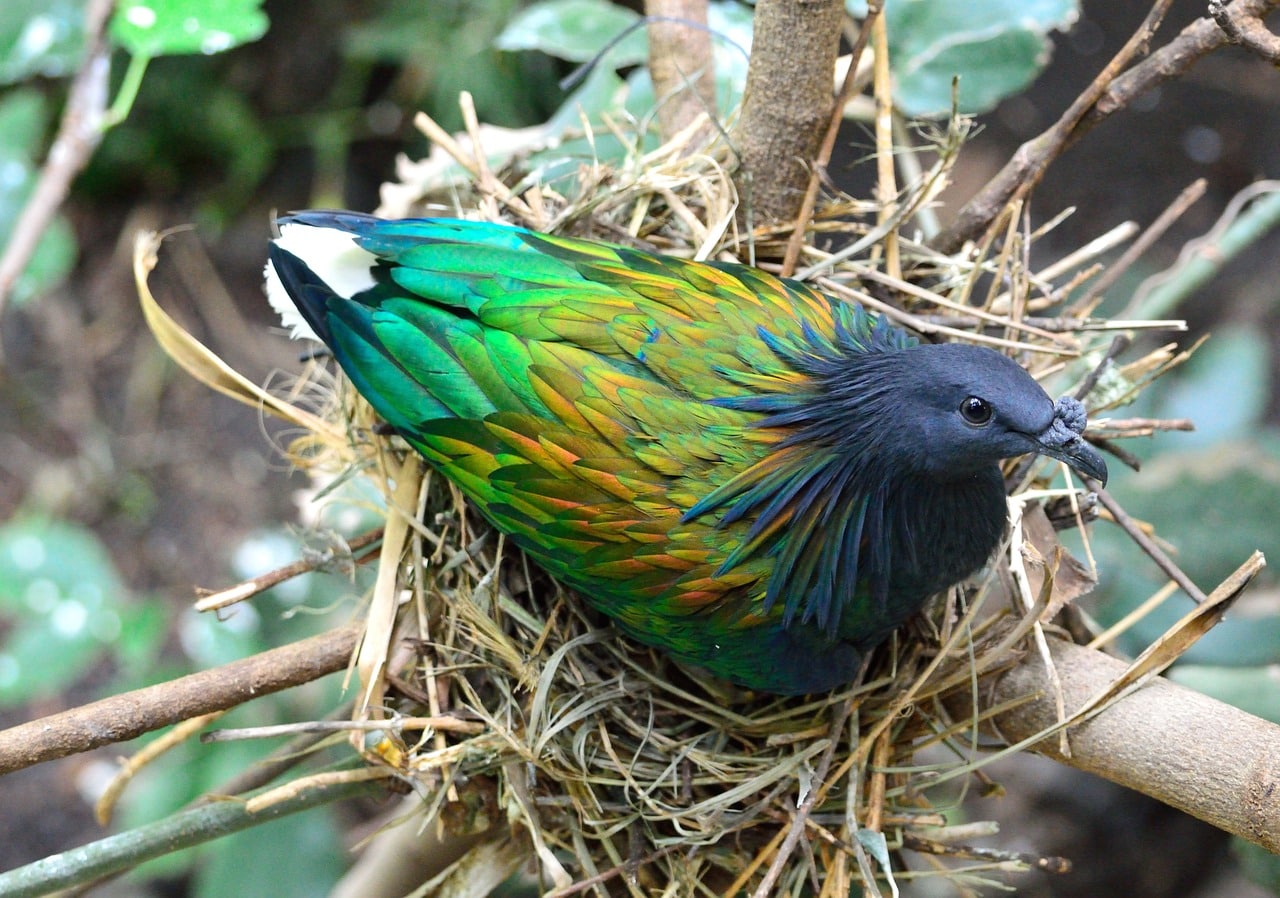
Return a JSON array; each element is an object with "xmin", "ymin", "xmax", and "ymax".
[{"xmin": 265, "ymin": 212, "xmax": 1107, "ymax": 695}]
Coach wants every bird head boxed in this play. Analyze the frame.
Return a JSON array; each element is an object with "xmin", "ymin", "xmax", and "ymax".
[{"xmin": 876, "ymin": 343, "xmax": 1108, "ymax": 485}]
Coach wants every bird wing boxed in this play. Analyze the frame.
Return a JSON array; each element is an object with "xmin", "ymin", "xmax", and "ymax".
[{"xmin": 270, "ymin": 214, "xmax": 909, "ymax": 681}]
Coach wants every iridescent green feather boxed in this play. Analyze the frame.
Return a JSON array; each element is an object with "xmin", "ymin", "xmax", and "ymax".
[{"xmin": 270, "ymin": 213, "xmax": 921, "ymax": 693}]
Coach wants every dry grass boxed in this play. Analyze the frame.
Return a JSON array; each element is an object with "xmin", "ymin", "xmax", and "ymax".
[{"xmin": 137, "ymin": 99, "xmax": 1206, "ymax": 895}]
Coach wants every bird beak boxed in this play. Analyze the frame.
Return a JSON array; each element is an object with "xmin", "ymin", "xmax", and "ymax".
[
  {"xmin": 1035, "ymin": 396, "xmax": 1108, "ymax": 486},
  {"xmin": 1039, "ymin": 435, "xmax": 1108, "ymax": 485}
]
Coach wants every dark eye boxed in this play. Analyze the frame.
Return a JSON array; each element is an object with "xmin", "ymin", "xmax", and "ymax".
[{"xmin": 960, "ymin": 396, "xmax": 993, "ymax": 426}]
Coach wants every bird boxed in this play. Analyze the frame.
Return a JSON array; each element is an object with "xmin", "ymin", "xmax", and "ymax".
[{"xmin": 265, "ymin": 211, "xmax": 1107, "ymax": 695}]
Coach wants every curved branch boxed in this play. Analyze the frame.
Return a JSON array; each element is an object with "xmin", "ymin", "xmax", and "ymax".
[
  {"xmin": 963, "ymin": 637, "xmax": 1280, "ymax": 852},
  {"xmin": 0, "ymin": 769, "xmax": 383, "ymax": 897},
  {"xmin": 0, "ymin": 624, "xmax": 362, "ymax": 776},
  {"xmin": 1211, "ymin": 0, "xmax": 1280, "ymax": 58}
]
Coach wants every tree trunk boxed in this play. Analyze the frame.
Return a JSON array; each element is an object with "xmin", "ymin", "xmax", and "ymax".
[
  {"xmin": 731, "ymin": 0, "xmax": 844, "ymax": 226},
  {"xmin": 646, "ymin": 0, "xmax": 718, "ymax": 147}
]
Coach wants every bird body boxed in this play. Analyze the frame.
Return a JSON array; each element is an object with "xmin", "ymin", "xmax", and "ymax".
[{"xmin": 266, "ymin": 212, "xmax": 1106, "ymax": 694}]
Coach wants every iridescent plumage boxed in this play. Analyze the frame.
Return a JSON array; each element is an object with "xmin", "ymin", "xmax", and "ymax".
[{"xmin": 266, "ymin": 212, "xmax": 1106, "ymax": 694}]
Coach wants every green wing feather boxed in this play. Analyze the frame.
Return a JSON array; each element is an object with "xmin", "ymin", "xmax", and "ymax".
[{"xmin": 272, "ymin": 213, "xmax": 914, "ymax": 692}]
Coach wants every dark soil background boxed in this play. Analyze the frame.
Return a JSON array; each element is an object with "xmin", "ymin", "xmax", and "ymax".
[{"xmin": 1, "ymin": 0, "xmax": 1277, "ymax": 894}]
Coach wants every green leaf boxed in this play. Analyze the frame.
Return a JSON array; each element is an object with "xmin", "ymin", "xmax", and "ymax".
[
  {"xmin": 110, "ymin": 0, "xmax": 268, "ymax": 58},
  {"xmin": 1168, "ymin": 665, "xmax": 1280, "ymax": 724},
  {"xmin": 1150, "ymin": 326, "xmax": 1270, "ymax": 450},
  {"xmin": 0, "ymin": 0, "xmax": 85, "ymax": 84},
  {"xmin": 495, "ymin": 0, "xmax": 645, "ymax": 65},
  {"xmin": 887, "ymin": 0, "xmax": 1079, "ymax": 116},
  {"xmin": 0, "ymin": 515, "xmax": 132, "ymax": 705}
]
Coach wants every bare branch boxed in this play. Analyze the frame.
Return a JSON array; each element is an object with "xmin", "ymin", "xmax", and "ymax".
[
  {"xmin": 960, "ymin": 636, "xmax": 1280, "ymax": 852},
  {"xmin": 0, "ymin": 624, "xmax": 362, "ymax": 775},
  {"xmin": 1211, "ymin": 0, "xmax": 1280, "ymax": 59},
  {"xmin": 0, "ymin": 0, "xmax": 114, "ymax": 312},
  {"xmin": 934, "ymin": 0, "xmax": 1280, "ymax": 254},
  {"xmin": 1091, "ymin": 481, "xmax": 1208, "ymax": 604}
]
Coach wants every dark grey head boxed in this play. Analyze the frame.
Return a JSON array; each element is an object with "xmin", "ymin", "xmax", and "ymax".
[{"xmin": 856, "ymin": 343, "xmax": 1108, "ymax": 484}]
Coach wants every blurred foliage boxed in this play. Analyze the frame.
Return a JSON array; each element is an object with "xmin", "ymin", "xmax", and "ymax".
[
  {"xmin": 1237, "ymin": 839, "xmax": 1280, "ymax": 896},
  {"xmin": 879, "ymin": 0, "xmax": 1079, "ymax": 116},
  {"xmin": 0, "ymin": 0, "xmax": 84, "ymax": 82},
  {"xmin": 1, "ymin": 0, "xmax": 1277, "ymax": 894},
  {"xmin": 1088, "ymin": 325, "xmax": 1280, "ymax": 671},
  {"xmin": 0, "ymin": 515, "xmax": 164, "ymax": 705}
]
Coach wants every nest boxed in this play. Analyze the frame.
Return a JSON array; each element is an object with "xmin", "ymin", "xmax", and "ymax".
[{"xmin": 138, "ymin": 101, "xmax": 1218, "ymax": 895}]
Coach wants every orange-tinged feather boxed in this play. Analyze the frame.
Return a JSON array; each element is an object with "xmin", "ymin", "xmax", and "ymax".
[{"xmin": 484, "ymin": 418, "xmax": 567, "ymax": 473}]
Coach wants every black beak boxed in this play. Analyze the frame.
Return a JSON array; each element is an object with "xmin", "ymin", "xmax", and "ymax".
[{"xmin": 1037, "ymin": 396, "xmax": 1108, "ymax": 486}]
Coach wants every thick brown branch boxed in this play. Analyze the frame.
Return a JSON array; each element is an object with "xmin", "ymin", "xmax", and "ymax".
[
  {"xmin": 732, "ymin": 0, "xmax": 845, "ymax": 226},
  {"xmin": 646, "ymin": 0, "xmax": 718, "ymax": 147},
  {"xmin": 934, "ymin": 0, "xmax": 1280, "ymax": 254},
  {"xmin": 964, "ymin": 637, "xmax": 1280, "ymax": 852},
  {"xmin": 0, "ymin": 624, "xmax": 362, "ymax": 776}
]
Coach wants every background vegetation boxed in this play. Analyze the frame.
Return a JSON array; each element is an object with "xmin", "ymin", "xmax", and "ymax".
[{"xmin": 1, "ymin": 0, "xmax": 1278, "ymax": 895}]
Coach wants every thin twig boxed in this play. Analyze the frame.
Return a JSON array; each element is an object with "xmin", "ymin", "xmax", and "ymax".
[
  {"xmin": 195, "ymin": 527, "xmax": 383, "ymax": 612},
  {"xmin": 870, "ymin": 11, "xmax": 900, "ymax": 281},
  {"xmin": 1070, "ymin": 179, "xmax": 1207, "ymax": 315},
  {"xmin": 1089, "ymin": 416, "xmax": 1195, "ymax": 435},
  {"xmin": 545, "ymin": 843, "xmax": 688, "ymax": 897},
  {"xmin": 912, "ymin": 314, "xmax": 1186, "ymax": 333},
  {"xmin": 1087, "ymin": 437, "xmax": 1143, "ymax": 472},
  {"xmin": 0, "ymin": 0, "xmax": 114, "ymax": 312},
  {"xmin": 194, "ymin": 701, "xmax": 356, "ymax": 802},
  {"xmin": 1124, "ymin": 180, "xmax": 1280, "ymax": 319},
  {"xmin": 903, "ymin": 834, "xmax": 1072, "ymax": 874},
  {"xmin": 1075, "ymin": 334, "xmax": 1132, "ymax": 400},
  {"xmin": 202, "ymin": 715, "xmax": 485, "ymax": 742}
]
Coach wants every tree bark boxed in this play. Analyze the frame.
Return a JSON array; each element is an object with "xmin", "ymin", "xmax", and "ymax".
[
  {"xmin": 953, "ymin": 637, "xmax": 1280, "ymax": 852},
  {"xmin": 0, "ymin": 624, "xmax": 362, "ymax": 775},
  {"xmin": 646, "ymin": 0, "xmax": 718, "ymax": 147},
  {"xmin": 732, "ymin": 0, "xmax": 844, "ymax": 226}
]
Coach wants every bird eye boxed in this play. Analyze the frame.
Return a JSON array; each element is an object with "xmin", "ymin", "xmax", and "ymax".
[{"xmin": 960, "ymin": 396, "xmax": 993, "ymax": 426}]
